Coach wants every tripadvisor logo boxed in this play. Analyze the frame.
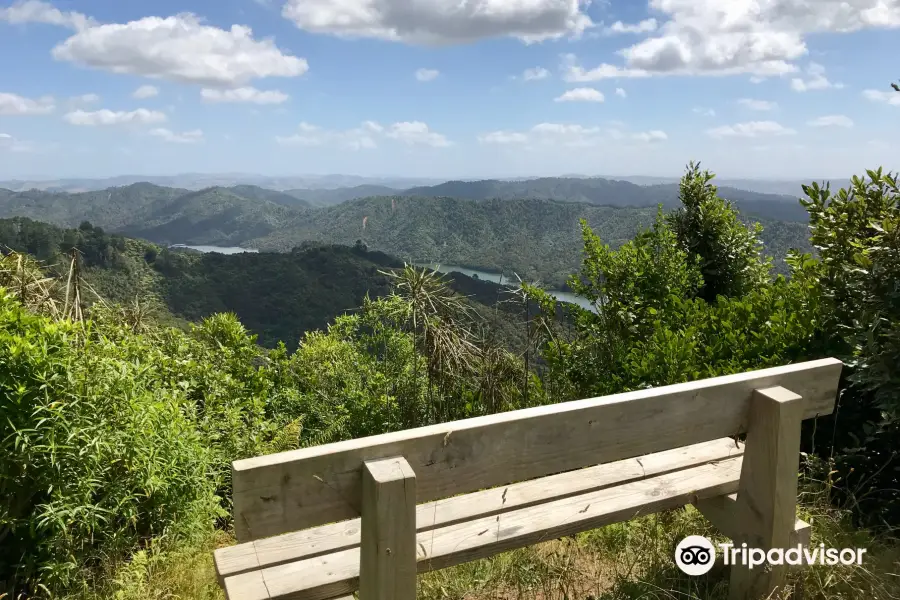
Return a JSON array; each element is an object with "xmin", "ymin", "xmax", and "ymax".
[{"xmin": 674, "ymin": 535, "xmax": 868, "ymax": 576}]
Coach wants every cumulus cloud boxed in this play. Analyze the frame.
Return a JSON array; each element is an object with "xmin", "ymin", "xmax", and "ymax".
[
  {"xmin": 565, "ymin": 0, "xmax": 900, "ymax": 80},
  {"xmin": 521, "ymin": 67, "xmax": 550, "ymax": 81},
  {"xmin": 790, "ymin": 63, "xmax": 843, "ymax": 91},
  {"xmin": 808, "ymin": 115, "xmax": 854, "ymax": 128},
  {"xmin": 52, "ymin": 13, "xmax": 309, "ymax": 87},
  {"xmin": 415, "ymin": 68, "xmax": 439, "ymax": 82},
  {"xmin": 862, "ymin": 89, "xmax": 900, "ymax": 105},
  {"xmin": 603, "ymin": 18, "xmax": 657, "ymax": 35},
  {"xmin": 384, "ymin": 121, "xmax": 451, "ymax": 147},
  {"xmin": 615, "ymin": 87, "xmax": 627, "ymax": 98},
  {"xmin": 0, "ymin": 0, "xmax": 94, "ymax": 30},
  {"xmin": 478, "ymin": 122, "xmax": 666, "ymax": 147},
  {"xmin": 555, "ymin": 87, "xmax": 605, "ymax": 102},
  {"xmin": 64, "ymin": 108, "xmax": 167, "ymax": 126},
  {"xmin": 277, "ymin": 120, "xmax": 450, "ymax": 149},
  {"xmin": 133, "ymin": 85, "xmax": 160, "ymax": 99},
  {"xmin": 281, "ymin": 0, "xmax": 592, "ymax": 44},
  {"xmin": 707, "ymin": 120, "xmax": 797, "ymax": 138},
  {"xmin": 0, "ymin": 92, "xmax": 55, "ymax": 115},
  {"xmin": 149, "ymin": 128, "xmax": 204, "ymax": 143},
  {"xmin": 561, "ymin": 54, "xmax": 649, "ymax": 82},
  {"xmin": 738, "ymin": 98, "xmax": 778, "ymax": 110},
  {"xmin": 201, "ymin": 87, "xmax": 289, "ymax": 104}
]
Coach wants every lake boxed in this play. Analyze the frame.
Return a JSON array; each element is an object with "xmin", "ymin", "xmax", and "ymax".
[
  {"xmin": 170, "ymin": 244, "xmax": 259, "ymax": 255},
  {"xmin": 422, "ymin": 264, "xmax": 597, "ymax": 312}
]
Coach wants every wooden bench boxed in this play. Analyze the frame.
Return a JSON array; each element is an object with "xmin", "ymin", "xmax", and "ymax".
[{"xmin": 215, "ymin": 358, "xmax": 842, "ymax": 600}]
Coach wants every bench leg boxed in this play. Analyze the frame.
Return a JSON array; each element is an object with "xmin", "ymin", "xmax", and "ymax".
[
  {"xmin": 728, "ymin": 387, "xmax": 804, "ymax": 600},
  {"xmin": 360, "ymin": 456, "xmax": 417, "ymax": 600}
]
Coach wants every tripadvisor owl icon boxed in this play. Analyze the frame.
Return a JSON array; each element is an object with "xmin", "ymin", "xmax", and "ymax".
[{"xmin": 675, "ymin": 535, "xmax": 716, "ymax": 576}]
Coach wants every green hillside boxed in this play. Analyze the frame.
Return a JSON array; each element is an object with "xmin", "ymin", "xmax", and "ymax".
[
  {"xmin": 401, "ymin": 177, "xmax": 809, "ymax": 222},
  {"xmin": 253, "ymin": 196, "xmax": 811, "ymax": 287}
]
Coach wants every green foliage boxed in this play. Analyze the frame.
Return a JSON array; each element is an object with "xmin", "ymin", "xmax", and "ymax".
[
  {"xmin": 800, "ymin": 168, "xmax": 900, "ymax": 526},
  {"xmin": 668, "ymin": 162, "xmax": 771, "ymax": 301},
  {"xmin": 532, "ymin": 165, "xmax": 822, "ymax": 403}
]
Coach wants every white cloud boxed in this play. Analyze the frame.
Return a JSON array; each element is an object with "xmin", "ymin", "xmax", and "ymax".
[
  {"xmin": 615, "ymin": 87, "xmax": 627, "ymax": 98},
  {"xmin": 555, "ymin": 87, "xmax": 605, "ymax": 103},
  {"xmin": 693, "ymin": 106, "xmax": 716, "ymax": 117},
  {"xmin": 53, "ymin": 14, "xmax": 308, "ymax": 86},
  {"xmin": 521, "ymin": 67, "xmax": 550, "ymax": 81},
  {"xmin": 477, "ymin": 122, "xmax": 665, "ymax": 147},
  {"xmin": 133, "ymin": 85, "xmax": 160, "ymax": 99},
  {"xmin": 277, "ymin": 120, "xmax": 449, "ymax": 149},
  {"xmin": 0, "ymin": 0, "xmax": 94, "ymax": 31},
  {"xmin": 64, "ymin": 108, "xmax": 167, "ymax": 126},
  {"xmin": 384, "ymin": 121, "xmax": 451, "ymax": 147},
  {"xmin": 566, "ymin": 0, "xmax": 900, "ymax": 80},
  {"xmin": 632, "ymin": 130, "xmax": 668, "ymax": 142},
  {"xmin": 561, "ymin": 54, "xmax": 649, "ymax": 82},
  {"xmin": 862, "ymin": 88, "xmax": 900, "ymax": 105},
  {"xmin": 415, "ymin": 68, "xmax": 439, "ymax": 82},
  {"xmin": 0, "ymin": 92, "xmax": 55, "ymax": 115},
  {"xmin": 790, "ymin": 63, "xmax": 843, "ymax": 91},
  {"xmin": 149, "ymin": 128, "xmax": 204, "ymax": 143},
  {"xmin": 603, "ymin": 18, "xmax": 657, "ymax": 35},
  {"xmin": 201, "ymin": 87, "xmax": 289, "ymax": 104},
  {"xmin": 707, "ymin": 120, "xmax": 797, "ymax": 138},
  {"xmin": 808, "ymin": 114, "xmax": 854, "ymax": 128},
  {"xmin": 737, "ymin": 98, "xmax": 778, "ymax": 110},
  {"xmin": 281, "ymin": 0, "xmax": 592, "ymax": 44}
]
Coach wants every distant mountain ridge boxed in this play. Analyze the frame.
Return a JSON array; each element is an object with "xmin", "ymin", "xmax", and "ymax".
[{"xmin": 0, "ymin": 178, "xmax": 815, "ymax": 287}]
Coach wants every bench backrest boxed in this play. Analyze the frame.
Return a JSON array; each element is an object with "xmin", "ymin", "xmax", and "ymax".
[{"xmin": 232, "ymin": 358, "xmax": 842, "ymax": 542}]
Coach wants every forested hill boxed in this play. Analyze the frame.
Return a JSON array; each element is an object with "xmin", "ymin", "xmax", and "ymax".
[
  {"xmin": 252, "ymin": 196, "xmax": 812, "ymax": 288},
  {"xmin": 401, "ymin": 177, "xmax": 808, "ymax": 222},
  {"xmin": 0, "ymin": 182, "xmax": 814, "ymax": 288},
  {"xmin": 0, "ymin": 217, "xmax": 532, "ymax": 349}
]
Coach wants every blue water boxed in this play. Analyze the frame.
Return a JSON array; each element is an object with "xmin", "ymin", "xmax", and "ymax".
[
  {"xmin": 170, "ymin": 244, "xmax": 259, "ymax": 254},
  {"xmin": 423, "ymin": 264, "xmax": 597, "ymax": 312}
]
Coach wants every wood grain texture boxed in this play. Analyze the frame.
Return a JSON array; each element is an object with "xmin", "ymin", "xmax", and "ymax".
[
  {"xmin": 233, "ymin": 359, "xmax": 842, "ymax": 541},
  {"xmin": 223, "ymin": 457, "xmax": 744, "ymax": 600},
  {"xmin": 694, "ymin": 493, "xmax": 810, "ymax": 552},
  {"xmin": 728, "ymin": 387, "xmax": 804, "ymax": 600},
  {"xmin": 359, "ymin": 457, "xmax": 416, "ymax": 600},
  {"xmin": 217, "ymin": 438, "xmax": 745, "ymax": 580}
]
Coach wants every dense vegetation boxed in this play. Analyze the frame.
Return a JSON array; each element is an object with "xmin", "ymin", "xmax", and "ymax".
[
  {"xmin": 0, "ymin": 179, "xmax": 812, "ymax": 289},
  {"xmin": 0, "ymin": 218, "xmax": 535, "ymax": 351},
  {"xmin": 254, "ymin": 196, "xmax": 810, "ymax": 287},
  {"xmin": 403, "ymin": 176, "xmax": 809, "ymax": 222},
  {"xmin": 1, "ymin": 164, "xmax": 898, "ymax": 599}
]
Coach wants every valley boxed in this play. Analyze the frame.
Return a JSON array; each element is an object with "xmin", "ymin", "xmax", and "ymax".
[{"xmin": 0, "ymin": 175, "xmax": 814, "ymax": 289}]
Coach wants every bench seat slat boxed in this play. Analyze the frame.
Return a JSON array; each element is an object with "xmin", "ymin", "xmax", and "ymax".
[
  {"xmin": 223, "ymin": 455, "xmax": 744, "ymax": 600},
  {"xmin": 233, "ymin": 359, "xmax": 841, "ymax": 541},
  {"xmin": 216, "ymin": 438, "xmax": 744, "ymax": 582}
]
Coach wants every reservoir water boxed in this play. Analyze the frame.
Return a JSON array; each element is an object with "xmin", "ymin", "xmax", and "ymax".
[
  {"xmin": 170, "ymin": 244, "xmax": 259, "ymax": 254},
  {"xmin": 423, "ymin": 264, "xmax": 596, "ymax": 312}
]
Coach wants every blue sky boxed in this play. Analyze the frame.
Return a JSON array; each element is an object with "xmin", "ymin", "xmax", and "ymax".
[{"xmin": 1, "ymin": 0, "xmax": 898, "ymax": 181}]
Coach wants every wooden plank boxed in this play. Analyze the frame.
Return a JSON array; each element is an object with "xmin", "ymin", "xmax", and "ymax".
[
  {"xmin": 694, "ymin": 493, "xmax": 810, "ymax": 552},
  {"xmin": 233, "ymin": 359, "xmax": 841, "ymax": 541},
  {"xmin": 217, "ymin": 438, "xmax": 745, "ymax": 581},
  {"xmin": 728, "ymin": 387, "xmax": 803, "ymax": 600},
  {"xmin": 223, "ymin": 456, "xmax": 744, "ymax": 600},
  {"xmin": 359, "ymin": 457, "xmax": 416, "ymax": 600}
]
